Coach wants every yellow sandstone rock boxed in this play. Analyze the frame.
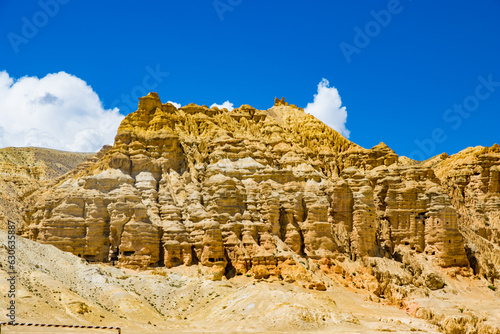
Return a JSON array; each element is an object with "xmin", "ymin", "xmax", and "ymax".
[{"xmin": 23, "ymin": 93, "xmax": 471, "ymax": 282}]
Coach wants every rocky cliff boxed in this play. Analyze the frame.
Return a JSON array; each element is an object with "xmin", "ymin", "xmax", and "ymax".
[
  {"xmin": 23, "ymin": 93, "xmax": 471, "ymax": 284},
  {"xmin": 0, "ymin": 147, "xmax": 94, "ymax": 230},
  {"xmin": 434, "ymin": 145, "xmax": 500, "ymax": 282}
]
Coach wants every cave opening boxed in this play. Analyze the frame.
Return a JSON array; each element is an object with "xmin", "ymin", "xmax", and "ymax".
[
  {"xmin": 191, "ymin": 246, "xmax": 199, "ymax": 265},
  {"xmin": 279, "ymin": 207, "xmax": 287, "ymax": 241},
  {"xmin": 224, "ymin": 249, "xmax": 236, "ymax": 279},
  {"xmin": 158, "ymin": 244, "xmax": 165, "ymax": 267},
  {"xmin": 465, "ymin": 245, "xmax": 479, "ymax": 275},
  {"xmin": 171, "ymin": 257, "xmax": 182, "ymax": 267}
]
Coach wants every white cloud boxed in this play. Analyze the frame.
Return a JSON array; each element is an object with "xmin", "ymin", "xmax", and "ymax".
[
  {"xmin": 304, "ymin": 79, "xmax": 350, "ymax": 138},
  {"xmin": 0, "ymin": 71, "xmax": 124, "ymax": 152},
  {"xmin": 210, "ymin": 101, "xmax": 234, "ymax": 111},
  {"xmin": 167, "ymin": 100, "xmax": 181, "ymax": 109}
]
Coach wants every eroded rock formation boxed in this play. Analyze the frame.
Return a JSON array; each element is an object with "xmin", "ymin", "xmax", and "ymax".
[
  {"xmin": 0, "ymin": 147, "xmax": 94, "ymax": 230},
  {"xmin": 23, "ymin": 93, "xmax": 471, "ymax": 283},
  {"xmin": 435, "ymin": 145, "xmax": 500, "ymax": 281}
]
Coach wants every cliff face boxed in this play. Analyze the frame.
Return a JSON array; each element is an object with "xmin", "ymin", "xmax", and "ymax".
[
  {"xmin": 22, "ymin": 93, "xmax": 471, "ymax": 284},
  {"xmin": 434, "ymin": 145, "xmax": 500, "ymax": 281}
]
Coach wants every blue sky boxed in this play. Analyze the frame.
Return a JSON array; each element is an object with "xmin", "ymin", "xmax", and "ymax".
[{"xmin": 0, "ymin": 0, "xmax": 499, "ymax": 158}]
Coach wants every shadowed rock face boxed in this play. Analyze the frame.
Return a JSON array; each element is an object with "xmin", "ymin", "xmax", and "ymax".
[{"xmin": 24, "ymin": 93, "xmax": 469, "ymax": 281}]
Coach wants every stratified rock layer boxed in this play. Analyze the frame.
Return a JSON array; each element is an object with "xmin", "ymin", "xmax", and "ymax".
[
  {"xmin": 0, "ymin": 147, "xmax": 94, "ymax": 230},
  {"xmin": 24, "ymin": 93, "xmax": 469, "ymax": 281},
  {"xmin": 435, "ymin": 144, "xmax": 500, "ymax": 281}
]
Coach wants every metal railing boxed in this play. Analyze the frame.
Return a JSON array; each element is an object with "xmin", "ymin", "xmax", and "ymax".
[{"xmin": 0, "ymin": 322, "xmax": 121, "ymax": 333}]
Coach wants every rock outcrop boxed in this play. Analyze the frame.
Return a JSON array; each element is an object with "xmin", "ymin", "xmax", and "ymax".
[
  {"xmin": 434, "ymin": 144, "xmax": 500, "ymax": 281},
  {"xmin": 0, "ymin": 147, "xmax": 94, "ymax": 231},
  {"xmin": 22, "ymin": 93, "xmax": 471, "ymax": 285}
]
